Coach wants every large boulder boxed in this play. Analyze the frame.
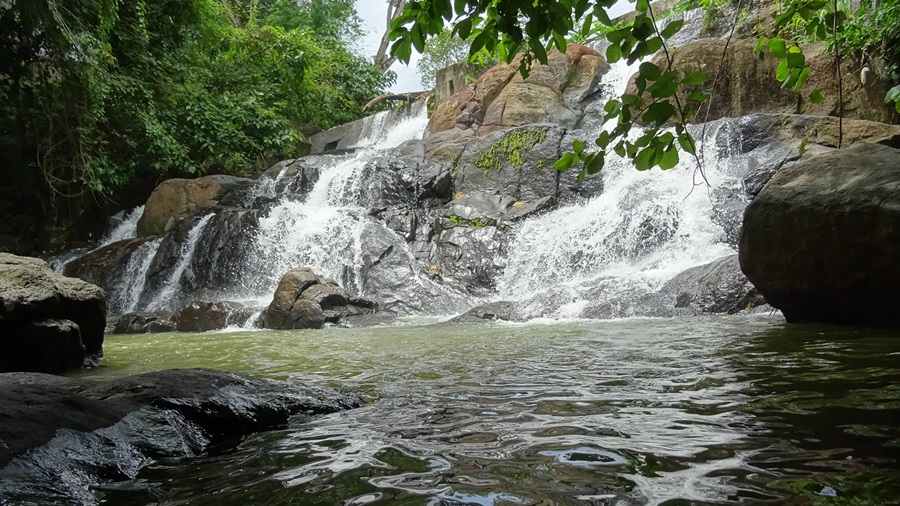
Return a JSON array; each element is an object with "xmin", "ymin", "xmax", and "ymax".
[
  {"xmin": 0, "ymin": 369, "xmax": 361, "ymax": 502},
  {"xmin": 645, "ymin": 255, "xmax": 766, "ymax": 316},
  {"xmin": 425, "ymin": 44, "xmax": 607, "ymax": 158},
  {"xmin": 136, "ymin": 175, "xmax": 254, "ymax": 237},
  {"xmin": 264, "ymin": 268, "xmax": 376, "ymax": 330},
  {"xmin": 112, "ymin": 312, "xmax": 177, "ymax": 334},
  {"xmin": 740, "ymin": 143, "xmax": 900, "ymax": 325},
  {"xmin": 173, "ymin": 301, "xmax": 245, "ymax": 332},
  {"xmin": 626, "ymin": 38, "xmax": 896, "ymax": 125},
  {"xmin": 0, "ymin": 254, "xmax": 106, "ymax": 372}
]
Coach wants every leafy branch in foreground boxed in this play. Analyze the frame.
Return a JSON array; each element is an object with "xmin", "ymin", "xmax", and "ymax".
[{"xmin": 389, "ymin": 0, "xmax": 712, "ymax": 179}]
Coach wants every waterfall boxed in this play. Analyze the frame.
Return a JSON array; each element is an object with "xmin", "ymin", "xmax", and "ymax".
[
  {"xmin": 495, "ymin": 59, "xmax": 748, "ymax": 317},
  {"xmin": 49, "ymin": 205, "xmax": 144, "ymax": 273},
  {"xmin": 146, "ymin": 214, "xmax": 215, "ymax": 312},
  {"xmin": 108, "ymin": 238, "xmax": 161, "ymax": 315},
  {"xmin": 99, "ymin": 206, "xmax": 144, "ymax": 246},
  {"xmin": 230, "ymin": 101, "xmax": 468, "ymax": 314}
]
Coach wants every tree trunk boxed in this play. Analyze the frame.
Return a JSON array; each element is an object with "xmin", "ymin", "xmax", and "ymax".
[{"xmin": 374, "ymin": 0, "xmax": 407, "ymax": 72}]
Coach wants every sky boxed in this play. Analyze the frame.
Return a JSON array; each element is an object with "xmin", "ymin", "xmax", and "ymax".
[{"xmin": 354, "ymin": 0, "xmax": 634, "ymax": 93}]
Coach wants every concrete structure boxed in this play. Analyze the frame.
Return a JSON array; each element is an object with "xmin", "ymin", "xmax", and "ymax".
[{"xmin": 435, "ymin": 62, "xmax": 472, "ymax": 103}]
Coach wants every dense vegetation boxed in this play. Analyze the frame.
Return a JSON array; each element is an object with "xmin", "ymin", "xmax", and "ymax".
[{"xmin": 0, "ymin": 0, "xmax": 392, "ymax": 207}]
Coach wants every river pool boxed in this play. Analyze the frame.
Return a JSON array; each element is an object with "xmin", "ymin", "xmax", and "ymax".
[{"xmin": 73, "ymin": 315, "xmax": 900, "ymax": 505}]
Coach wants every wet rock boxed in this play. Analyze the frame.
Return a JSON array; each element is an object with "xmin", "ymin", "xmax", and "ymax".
[
  {"xmin": 2, "ymin": 319, "xmax": 85, "ymax": 373},
  {"xmin": 63, "ymin": 237, "xmax": 156, "ymax": 302},
  {"xmin": 0, "ymin": 369, "xmax": 362, "ymax": 501},
  {"xmin": 264, "ymin": 267, "xmax": 377, "ymax": 329},
  {"xmin": 136, "ymin": 175, "xmax": 254, "ymax": 237},
  {"xmin": 452, "ymin": 125, "xmax": 566, "ymax": 202},
  {"xmin": 740, "ymin": 143, "xmax": 900, "ymax": 326},
  {"xmin": 450, "ymin": 301, "xmax": 525, "ymax": 324},
  {"xmin": 645, "ymin": 255, "xmax": 766, "ymax": 316},
  {"xmin": 113, "ymin": 312, "xmax": 177, "ymax": 334},
  {"xmin": 173, "ymin": 301, "xmax": 244, "ymax": 332},
  {"xmin": 0, "ymin": 253, "xmax": 106, "ymax": 372}
]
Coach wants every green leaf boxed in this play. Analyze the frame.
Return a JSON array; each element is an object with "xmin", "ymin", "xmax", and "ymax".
[
  {"xmin": 643, "ymin": 101, "xmax": 675, "ymax": 125},
  {"xmin": 636, "ymin": 0, "xmax": 650, "ymax": 13},
  {"xmin": 594, "ymin": 5, "xmax": 613, "ymax": 26},
  {"xmin": 585, "ymin": 153, "xmax": 605, "ymax": 174},
  {"xmin": 809, "ymin": 89, "xmax": 824, "ymax": 104},
  {"xmin": 595, "ymin": 130, "xmax": 611, "ymax": 148},
  {"xmin": 785, "ymin": 48, "xmax": 805, "ymax": 68},
  {"xmin": 621, "ymin": 94, "xmax": 641, "ymax": 106},
  {"xmin": 634, "ymin": 146, "xmax": 657, "ymax": 170},
  {"xmin": 606, "ymin": 42, "xmax": 622, "ymax": 63},
  {"xmin": 456, "ymin": 18, "xmax": 473, "ymax": 40},
  {"xmin": 678, "ymin": 133, "xmax": 696, "ymax": 155},
  {"xmin": 775, "ymin": 58, "xmax": 789, "ymax": 82},
  {"xmin": 553, "ymin": 152, "xmax": 578, "ymax": 171},
  {"xmin": 658, "ymin": 145, "xmax": 679, "ymax": 169},
  {"xmin": 682, "ymin": 71, "xmax": 708, "ymax": 86},
  {"xmin": 573, "ymin": 139, "xmax": 586, "ymax": 154},
  {"xmin": 661, "ymin": 19, "xmax": 685, "ymax": 39},
  {"xmin": 639, "ymin": 62, "xmax": 661, "ymax": 81},
  {"xmin": 754, "ymin": 37, "xmax": 768, "ymax": 55},
  {"xmin": 530, "ymin": 39, "xmax": 548, "ymax": 64},
  {"xmin": 768, "ymin": 37, "xmax": 787, "ymax": 58},
  {"xmin": 794, "ymin": 66, "xmax": 811, "ymax": 91}
]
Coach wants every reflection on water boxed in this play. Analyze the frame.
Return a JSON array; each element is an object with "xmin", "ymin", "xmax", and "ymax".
[{"xmin": 72, "ymin": 317, "xmax": 900, "ymax": 505}]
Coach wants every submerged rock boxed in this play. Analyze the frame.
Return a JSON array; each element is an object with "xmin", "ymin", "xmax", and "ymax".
[
  {"xmin": 0, "ymin": 253, "xmax": 106, "ymax": 372},
  {"xmin": 740, "ymin": 143, "xmax": 900, "ymax": 326},
  {"xmin": 0, "ymin": 369, "xmax": 361, "ymax": 502},
  {"xmin": 264, "ymin": 267, "xmax": 377, "ymax": 330}
]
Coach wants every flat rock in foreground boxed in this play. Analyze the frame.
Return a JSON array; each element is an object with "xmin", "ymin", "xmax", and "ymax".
[{"xmin": 0, "ymin": 368, "xmax": 361, "ymax": 503}]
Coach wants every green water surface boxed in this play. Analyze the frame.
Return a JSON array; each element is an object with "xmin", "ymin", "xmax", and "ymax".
[{"xmin": 74, "ymin": 316, "xmax": 900, "ymax": 505}]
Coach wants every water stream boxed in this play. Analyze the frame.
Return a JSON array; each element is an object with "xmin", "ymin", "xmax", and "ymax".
[{"xmin": 45, "ymin": 317, "xmax": 899, "ymax": 505}]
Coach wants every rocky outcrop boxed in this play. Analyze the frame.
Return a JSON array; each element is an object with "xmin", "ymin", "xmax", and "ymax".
[
  {"xmin": 0, "ymin": 369, "xmax": 361, "ymax": 502},
  {"xmin": 647, "ymin": 255, "xmax": 766, "ymax": 315},
  {"xmin": 173, "ymin": 301, "xmax": 245, "ymax": 332},
  {"xmin": 426, "ymin": 44, "xmax": 606, "ymax": 159},
  {"xmin": 450, "ymin": 301, "xmax": 525, "ymax": 324},
  {"xmin": 136, "ymin": 175, "xmax": 254, "ymax": 237},
  {"xmin": 0, "ymin": 254, "xmax": 106, "ymax": 372},
  {"xmin": 626, "ymin": 38, "xmax": 896, "ymax": 125},
  {"xmin": 264, "ymin": 268, "xmax": 376, "ymax": 330},
  {"xmin": 740, "ymin": 143, "xmax": 900, "ymax": 325},
  {"xmin": 112, "ymin": 312, "xmax": 177, "ymax": 334}
]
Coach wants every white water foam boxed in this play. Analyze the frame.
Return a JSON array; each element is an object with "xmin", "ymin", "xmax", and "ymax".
[
  {"xmin": 146, "ymin": 214, "xmax": 215, "ymax": 312},
  {"xmin": 108, "ymin": 238, "xmax": 161, "ymax": 315},
  {"xmin": 495, "ymin": 59, "xmax": 746, "ymax": 317}
]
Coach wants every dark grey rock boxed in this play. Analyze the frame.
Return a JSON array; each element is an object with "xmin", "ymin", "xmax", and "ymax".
[
  {"xmin": 113, "ymin": 312, "xmax": 176, "ymax": 334},
  {"xmin": 0, "ymin": 369, "xmax": 361, "ymax": 502},
  {"xmin": 0, "ymin": 253, "xmax": 106, "ymax": 372},
  {"xmin": 740, "ymin": 143, "xmax": 900, "ymax": 326}
]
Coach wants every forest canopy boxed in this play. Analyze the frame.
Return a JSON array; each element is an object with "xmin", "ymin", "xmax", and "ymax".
[{"xmin": 0, "ymin": 0, "xmax": 393, "ymax": 200}]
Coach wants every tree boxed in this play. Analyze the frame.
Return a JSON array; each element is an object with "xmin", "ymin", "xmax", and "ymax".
[
  {"xmin": 375, "ymin": 0, "xmax": 408, "ymax": 72},
  {"xmin": 389, "ymin": 0, "xmax": 899, "ymax": 179},
  {"xmin": 390, "ymin": 0, "xmax": 712, "ymax": 181}
]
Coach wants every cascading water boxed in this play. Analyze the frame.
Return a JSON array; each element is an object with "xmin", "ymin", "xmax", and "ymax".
[
  {"xmin": 146, "ymin": 214, "xmax": 214, "ymax": 312},
  {"xmin": 99, "ymin": 206, "xmax": 144, "ymax": 246},
  {"xmin": 495, "ymin": 57, "xmax": 748, "ymax": 318},
  {"xmin": 49, "ymin": 205, "xmax": 144, "ymax": 273}
]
